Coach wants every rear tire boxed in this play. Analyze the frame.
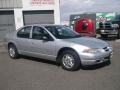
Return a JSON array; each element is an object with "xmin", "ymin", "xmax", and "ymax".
[
  {"xmin": 59, "ymin": 50, "xmax": 81, "ymax": 71},
  {"xmin": 8, "ymin": 44, "xmax": 19, "ymax": 59}
]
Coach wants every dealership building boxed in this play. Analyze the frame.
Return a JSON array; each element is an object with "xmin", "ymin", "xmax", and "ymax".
[{"xmin": 0, "ymin": 0, "xmax": 60, "ymax": 39}]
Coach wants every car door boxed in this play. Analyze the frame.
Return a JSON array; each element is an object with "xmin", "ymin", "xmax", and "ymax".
[
  {"xmin": 30, "ymin": 26, "xmax": 56, "ymax": 60},
  {"xmin": 15, "ymin": 26, "xmax": 32, "ymax": 55}
]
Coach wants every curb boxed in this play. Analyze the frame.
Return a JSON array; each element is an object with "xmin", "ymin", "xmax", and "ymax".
[
  {"xmin": 0, "ymin": 47, "xmax": 6, "ymax": 53},
  {"xmin": 116, "ymin": 39, "xmax": 120, "ymax": 42},
  {"xmin": 0, "ymin": 44, "xmax": 3, "ymax": 47},
  {"xmin": 0, "ymin": 39, "xmax": 4, "ymax": 47},
  {"xmin": 0, "ymin": 42, "xmax": 3, "ymax": 47}
]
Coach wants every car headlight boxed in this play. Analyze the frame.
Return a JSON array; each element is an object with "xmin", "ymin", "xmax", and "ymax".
[
  {"xmin": 83, "ymin": 48, "xmax": 103, "ymax": 53},
  {"xmin": 101, "ymin": 30, "xmax": 105, "ymax": 33},
  {"xmin": 112, "ymin": 24, "xmax": 119, "ymax": 28}
]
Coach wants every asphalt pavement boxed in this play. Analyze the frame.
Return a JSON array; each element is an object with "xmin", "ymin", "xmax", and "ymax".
[{"xmin": 0, "ymin": 40, "xmax": 120, "ymax": 90}]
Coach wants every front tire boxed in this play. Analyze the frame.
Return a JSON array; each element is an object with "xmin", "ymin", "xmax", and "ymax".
[
  {"xmin": 8, "ymin": 44, "xmax": 19, "ymax": 59},
  {"xmin": 60, "ymin": 50, "xmax": 81, "ymax": 71}
]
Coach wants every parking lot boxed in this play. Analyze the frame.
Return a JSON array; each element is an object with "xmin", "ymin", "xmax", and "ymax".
[{"xmin": 0, "ymin": 39, "xmax": 120, "ymax": 90}]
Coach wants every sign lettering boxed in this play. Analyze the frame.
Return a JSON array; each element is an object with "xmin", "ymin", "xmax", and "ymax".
[{"xmin": 30, "ymin": 0, "xmax": 55, "ymax": 5}]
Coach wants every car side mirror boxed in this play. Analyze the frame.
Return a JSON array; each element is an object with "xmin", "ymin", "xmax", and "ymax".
[
  {"xmin": 42, "ymin": 36, "xmax": 49, "ymax": 41},
  {"xmin": 42, "ymin": 35, "xmax": 54, "ymax": 41}
]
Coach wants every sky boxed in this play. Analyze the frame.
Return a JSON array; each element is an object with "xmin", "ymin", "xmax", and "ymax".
[{"xmin": 60, "ymin": 0, "xmax": 120, "ymax": 22}]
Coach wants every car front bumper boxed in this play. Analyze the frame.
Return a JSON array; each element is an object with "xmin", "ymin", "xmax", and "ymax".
[
  {"xmin": 81, "ymin": 55, "xmax": 112, "ymax": 66},
  {"xmin": 80, "ymin": 49, "xmax": 113, "ymax": 66},
  {"xmin": 101, "ymin": 29, "xmax": 118, "ymax": 35}
]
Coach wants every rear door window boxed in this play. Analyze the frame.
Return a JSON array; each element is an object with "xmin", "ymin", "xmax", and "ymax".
[{"xmin": 17, "ymin": 26, "xmax": 32, "ymax": 38}]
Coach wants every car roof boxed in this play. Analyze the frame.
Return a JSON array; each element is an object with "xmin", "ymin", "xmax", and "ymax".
[
  {"xmin": 24, "ymin": 24, "xmax": 61, "ymax": 27},
  {"xmin": 16, "ymin": 24, "xmax": 63, "ymax": 31}
]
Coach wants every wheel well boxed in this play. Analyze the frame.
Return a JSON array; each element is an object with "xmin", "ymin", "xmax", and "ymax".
[
  {"xmin": 8, "ymin": 42, "xmax": 15, "ymax": 48},
  {"xmin": 56, "ymin": 47, "xmax": 79, "ymax": 63}
]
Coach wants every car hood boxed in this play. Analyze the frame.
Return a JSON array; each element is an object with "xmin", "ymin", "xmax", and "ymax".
[{"xmin": 62, "ymin": 37, "xmax": 109, "ymax": 48}]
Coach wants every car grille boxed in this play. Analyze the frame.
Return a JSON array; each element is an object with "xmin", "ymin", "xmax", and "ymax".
[
  {"xmin": 103, "ymin": 47, "xmax": 109, "ymax": 52},
  {"xmin": 99, "ymin": 22, "xmax": 112, "ymax": 29},
  {"xmin": 104, "ymin": 56, "xmax": 110, "ymax": 59},
  {"xmin": 104, "ymin": 23, "xmax": 112, "ymax": 29}
]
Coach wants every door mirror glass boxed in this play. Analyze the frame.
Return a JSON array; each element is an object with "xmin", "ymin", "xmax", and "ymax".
[
  {"xmin": 42, "ymin": 35, "xmax": 54, "ymax": 41},
  {"xmin": 42, "ymin": 36, "xmax": 48, "ymax": 41}
]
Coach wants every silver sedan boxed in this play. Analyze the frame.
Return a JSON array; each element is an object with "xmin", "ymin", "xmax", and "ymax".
[{"xmin": 4, "ymin": 25, "xmax": 113, "ymax": 71}]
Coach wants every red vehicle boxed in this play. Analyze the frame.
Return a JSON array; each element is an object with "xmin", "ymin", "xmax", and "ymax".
[
  {"xmin": 74, "ymin": 18, "xmax": 96, "ymax": 37},
  {"xmin": 70, "ymin": 14, "xmax": 96, "ymax": 37}
]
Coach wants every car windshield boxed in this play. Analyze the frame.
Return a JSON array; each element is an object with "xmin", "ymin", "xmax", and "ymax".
[
  {"xmin": 112, "ymin": 15, "xmax": 120, "ymax": 21},
  {"xmin": 45, "ymin": 25, "xmax": 81, "ymax": 39}
]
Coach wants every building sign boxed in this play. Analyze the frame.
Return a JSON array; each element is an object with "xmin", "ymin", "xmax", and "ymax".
[
  {"xmin": 96, "ymin": 13, "xmax": 116, "ymax": 29},
  {"xmin": 97, "ymin": 16, "xmax": 107, "ymax": 22},
  {"xmin": 30, "ymin": 0, "xmax": 54, "ymax": 5}
]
